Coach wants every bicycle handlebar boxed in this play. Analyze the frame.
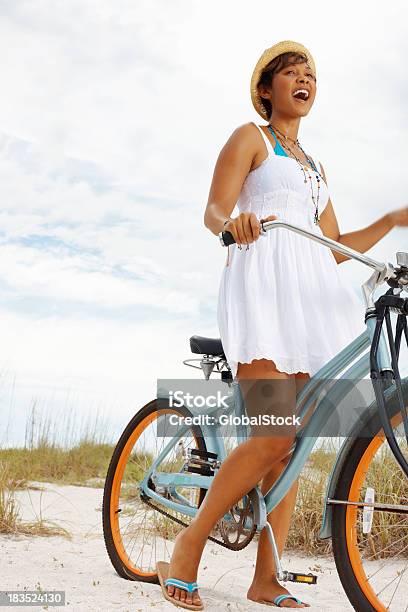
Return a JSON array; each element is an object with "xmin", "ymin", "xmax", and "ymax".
[
  {"xmin": 219, "ymin": 219, "xmax": 387, "ymax": 273},
  {"xmin": 219, "ymin": 219, "xmax": 401, "ymax": 308}
]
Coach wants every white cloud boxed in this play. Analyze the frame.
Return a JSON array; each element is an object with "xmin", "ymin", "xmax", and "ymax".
[{"xmin": 0, "ymin": 0, "xmax": 407, "ymax": 445}]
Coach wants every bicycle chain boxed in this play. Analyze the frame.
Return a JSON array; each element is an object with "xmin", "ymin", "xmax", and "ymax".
[{"xmin": 141, "ymin": 495, "xmax": 254, "ymax": 551}]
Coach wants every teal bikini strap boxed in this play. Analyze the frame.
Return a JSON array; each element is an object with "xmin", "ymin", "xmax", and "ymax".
[
  {"xmin": 267, "ymin": 125, "xmax": 321, "ymax": 174},
  {"xmin": 267, "ymin": 125, "xmax": 288, "ymax": 157}
]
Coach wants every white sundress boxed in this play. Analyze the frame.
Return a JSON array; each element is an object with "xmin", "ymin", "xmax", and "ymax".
[{"xmin": 216, "ymin": 122, "xmax": 366, "ymax": 380}]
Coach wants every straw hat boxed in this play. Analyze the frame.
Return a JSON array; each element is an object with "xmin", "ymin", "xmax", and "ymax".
[{"xmin": 250, "ymin": 40, "xmax": 316, "ymax": 120}]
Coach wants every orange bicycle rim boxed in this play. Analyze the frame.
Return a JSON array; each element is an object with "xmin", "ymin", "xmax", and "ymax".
[
  {"xmin": 345, "ymin": 411, "xmax": 404, "ymax": 611},
  {"xmin": 110, "ymin": 408, "xmax": 177, "ymax": 578}
]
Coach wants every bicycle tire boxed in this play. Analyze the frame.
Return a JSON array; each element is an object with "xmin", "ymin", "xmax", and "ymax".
[
  {"xmin": 102, "ymin": 398, "xmax": 208, "ymax": 582},
  {"xmin": 331, "ymin": 379, "xmax": 408, "ymax": 612}
]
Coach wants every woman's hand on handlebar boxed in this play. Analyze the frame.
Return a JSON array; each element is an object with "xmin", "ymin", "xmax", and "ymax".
[{"xmin": 224, "ymin": 212, "xmax": 278, "ymax": 245}]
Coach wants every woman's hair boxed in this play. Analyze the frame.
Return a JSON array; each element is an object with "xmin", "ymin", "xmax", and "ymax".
[{"xmin": 257, "ymin": 52, "xmax": 315, "ymax": 120}]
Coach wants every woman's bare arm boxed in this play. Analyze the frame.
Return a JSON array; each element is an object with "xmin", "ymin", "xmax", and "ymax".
[
  {"xmin": 203, "ymin": 123, "xmax": 281, "ymax": 245},
  {"xmin": 204, "ymin": 124, "xmax": 256, "ymax": 235},
  {"xmin": 318, "ymin": 163, "xmax": 404, "ymax": 264}
]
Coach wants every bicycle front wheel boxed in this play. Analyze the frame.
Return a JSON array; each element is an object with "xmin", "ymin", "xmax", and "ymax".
[
  {"xmin": 332, "ymin": 380, "xmax": 408, "ymax": 612},
  {"xmin": 102, "ymin": 399, "xmax": 208, "ymax": 582}
]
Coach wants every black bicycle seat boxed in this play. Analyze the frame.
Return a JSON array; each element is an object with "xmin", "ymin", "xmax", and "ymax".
[{"xmin": 190, "ymin": 335, "xmax": 225, "ymax": 357}]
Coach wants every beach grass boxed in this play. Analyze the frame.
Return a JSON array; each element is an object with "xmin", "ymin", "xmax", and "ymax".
[
  {"xmin": 0, "ymin": 461, "xmax": 70, "ymax": 537},
  {"xmin": 289, "ymin": 440, "xmax": 337, "ymax": 554},
  {"xmin": 2, "ymin": 408, "xmax": 407, "ymax": 556},
  {"xmin": 0, "ymin": 442, "xmax": 114, "ymax": 487}
]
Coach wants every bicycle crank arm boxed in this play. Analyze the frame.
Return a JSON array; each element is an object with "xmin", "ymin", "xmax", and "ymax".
[
  {"xmin": 263, "ymin": 523, "xmax": 318, "ymax": 584},
  {"xmin": 327, "ymin": 498, "xmax": 408, "ymax": 514}
]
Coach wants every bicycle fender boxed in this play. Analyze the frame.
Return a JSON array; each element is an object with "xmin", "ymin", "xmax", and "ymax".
[
  {"xmin": 319, "ymin": 377, "xmax": 408, "ymax": 540},
  {"xmin": 318, "ymin": 433, "xmax": 358, "ymax": 540}
]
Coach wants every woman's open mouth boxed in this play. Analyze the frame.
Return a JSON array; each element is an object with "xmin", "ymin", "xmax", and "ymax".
[{"xmin": 292, "ymin": 88, "xmax": 310, "ymax": 103}]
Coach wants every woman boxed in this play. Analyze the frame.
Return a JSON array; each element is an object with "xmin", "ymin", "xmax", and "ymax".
[{"xmin": 157, "ymin": 40, "xmax": 408, "ymax": 610}]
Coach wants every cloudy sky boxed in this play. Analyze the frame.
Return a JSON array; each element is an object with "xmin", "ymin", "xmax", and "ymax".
[{"xmin": 0, "ymin": 0, "xmax": 407, "ymax": 446}]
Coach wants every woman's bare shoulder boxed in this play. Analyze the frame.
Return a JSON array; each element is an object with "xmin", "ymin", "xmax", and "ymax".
[
  {"xmin": 216, "ymin": 123, "xmax": 260, "ymax": 166},
  {"xmin": 223, "ymin": 122, "xmax": 271, "ymax": 159},
  {"xmin": 229, "ymin": 121, "xmax": 266, "ymax": 141}
]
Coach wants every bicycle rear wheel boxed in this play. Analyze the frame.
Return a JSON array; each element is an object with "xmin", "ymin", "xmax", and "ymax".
[
  {"xmin": 102, "ymin": 399, "xmax": 207, "ymax": 582},
  {"xmin": 332, "ymin": 380, "xmax": 408, "ymax": 611}
]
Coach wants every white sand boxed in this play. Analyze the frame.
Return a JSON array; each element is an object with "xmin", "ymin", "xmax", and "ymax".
[{"xmin": 1, "ymin": 482, "xmax": 354, "ymax": 611}]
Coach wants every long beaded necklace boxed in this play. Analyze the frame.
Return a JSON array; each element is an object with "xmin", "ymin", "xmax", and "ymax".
[
  {"xmin": 268, "ymin": 123, "xmax": 323, "ymax": 225},
  {"xmin": 235, "ymin": 123, "xmax": 323, "ymax": 252}
]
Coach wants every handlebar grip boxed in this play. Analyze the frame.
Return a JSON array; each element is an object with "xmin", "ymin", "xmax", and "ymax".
[{"xmin": 220, "ymin": 230, "xmax": 236, "ymax": 246}]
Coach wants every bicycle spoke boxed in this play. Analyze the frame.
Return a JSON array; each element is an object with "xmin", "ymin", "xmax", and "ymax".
[
  {"xmin": 105, "ymin": 406, "xmax": 206, "ymax": 576},
  {"xmin": 364, "ymin": 530, "xmax": 408, "ymax": 563},
  {"xmin": 360, "ymin": 528, "xmax": 408, "ymax": 585},
  {"xmin": 383, "ymin": 562, "xmax": 408, "ymax": 609},
  {"xmin": 377, "ymin": 566, "xmax": 407, "ymax": 595}
]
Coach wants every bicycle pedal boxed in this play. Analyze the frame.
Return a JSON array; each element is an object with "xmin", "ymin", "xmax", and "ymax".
[
  {"xmin": 185, "ymin": 465, "xmax": 214, "ymax": 477},
  {"xmin": 189, "ymin": 448, "xmax": 218, "ymax": 460},
  {"xmin": 284, "ymin": 571, "xmax": 317, "ymax": 585},
  {"xmin": 183, "ymin": 448, "xmax": 220, "ymax": 476}
]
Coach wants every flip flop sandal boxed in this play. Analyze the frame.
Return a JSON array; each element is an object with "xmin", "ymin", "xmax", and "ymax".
[
  {"xmin": 253, "ymin": 593, "xmax": 308, "ymax": 607},
  {"xmin": 156, "ymin": 561, "xmax": 204, "ymax": 611},
  {"xmin": 273, "ymin": 594, "xmax": 307, "ymax": 607}
]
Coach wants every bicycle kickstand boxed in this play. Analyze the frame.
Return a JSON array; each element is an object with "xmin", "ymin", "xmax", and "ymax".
[{"xmin": 263, "ymin": 523, "xmax": 318, "ymax": 585}]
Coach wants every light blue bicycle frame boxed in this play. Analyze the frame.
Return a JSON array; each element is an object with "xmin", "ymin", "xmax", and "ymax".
[{"xmin": 139, "ymin": 220, "xmax": 402, "ymax": 541}]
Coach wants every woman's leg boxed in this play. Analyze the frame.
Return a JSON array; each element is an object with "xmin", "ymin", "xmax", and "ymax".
[
  {"xmin": 164, "ymin": 359, "xmax": 296, "ymax": 607},
  {"xmin": 247, "ymin": 371, "xmax": 311, "ymax": 608}
]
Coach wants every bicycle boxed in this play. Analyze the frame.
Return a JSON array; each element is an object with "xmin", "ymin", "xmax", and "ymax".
[{"xmin": 102, "ymin": 219, "xmax": 408, "ymax": 611}]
